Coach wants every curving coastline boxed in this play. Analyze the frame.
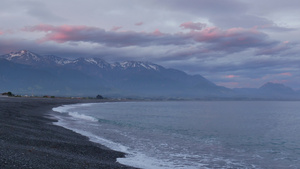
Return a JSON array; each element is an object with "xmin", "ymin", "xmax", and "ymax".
[{"xmin": 0, "ymin": 97, "xmax": 136, "ymax": 169}]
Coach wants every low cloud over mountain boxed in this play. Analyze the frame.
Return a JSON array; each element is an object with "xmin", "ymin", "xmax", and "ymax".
[{"xmin": 1, "ymin": 50, "xmax": 299, "ymax": 99}]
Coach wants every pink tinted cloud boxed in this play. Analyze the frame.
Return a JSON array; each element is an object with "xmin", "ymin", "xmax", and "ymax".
[
  {"xmin": 180, "ymin": 22, "xmax": 206, "ymax": 30},
  {"xmin": 278, "ymin": 72, "xmax": 292, "ymax": 76},
  {"xmin": 24, "ymin": 24, "xmax": 99, "ymax": 43},
  {"xmin": 23, "ymin": 24, "xmax": 186, "ymax": 47},
  {"xmin": 258, "ymin": 73, "xmax": 292, "ymax": 86},
  {"xmin": 135, "ymin": 22, "xmax": 144, "ymax": 26},
  {"xmin": 189, "ymin": 27, "xmax": 220, "ymax": 41},
  {"xmin": 152, "ymin": 29, "xmax": 164, "ymax": 36},
  {"xmin": 0, "ymin": 29, "xmax": 16, "ymax": 35},
  {"xmin": 0, "ymin": 28, "xmax": 7, "ymax": 35},
  {"xmin": 186, "ymin": 26, "xmax": 273, "ymax": 53},
  {"xmin": 224, "ymin": 75, "xmax": 239, "ymax": 78},
  {"xmin": 111, "ymin": 26, "xmax": 122, "ymax": 31},
  {"xmin": 0, "ymin": 28, "xmax": 15, "ymax": 35},
  {"xmin": 23, "ymin": 24, "xmax": 276, "ymax": 52},
  {"xmin": 189, "ymin": 26, "xmax": 263, "ymax": 44}
]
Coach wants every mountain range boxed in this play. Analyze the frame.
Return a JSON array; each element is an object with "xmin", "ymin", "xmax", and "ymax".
[{"xmin": 0, "ymin": 50, "xmax": 299, "ymax": 99}]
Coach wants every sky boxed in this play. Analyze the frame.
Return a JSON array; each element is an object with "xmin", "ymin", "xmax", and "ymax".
[{"xmin": 0, "ymin": 0, "xmax": 300, "ymax": 89}]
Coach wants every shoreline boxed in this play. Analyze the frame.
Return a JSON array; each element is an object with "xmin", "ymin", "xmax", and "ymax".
[{"xmin": 0, "ymin": 97, "xmax": 136, "ymax": 169}]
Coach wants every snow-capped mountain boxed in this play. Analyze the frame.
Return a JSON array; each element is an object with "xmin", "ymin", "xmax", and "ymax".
[
  {"xmin": 0, "ymin": 50, "xmax": 162, "ymax": 71},
  {"xmin": 0, "ymin": 50, "xmax": 225, "ymax": 97},
  {"xmin": 0, "ymin": 50, "xmax": 42, "ymax": 65},
  {"xmin": 67, "ymin": 57, "xmax": 112, "ymax": 70},
  {"xmin": 2, "ymin": 50, "xmax": 297, "ymax": 99},
  {"xmin": 0, "ymin": 50, "xmax": 70, "ymax": 66},
  {"xmin": 113, "ymin": 61, "xmax": 162, "ymax": 71},
  {"xmin": 42, "ymin": 55, "xmax": 71, "ymax": 65}
]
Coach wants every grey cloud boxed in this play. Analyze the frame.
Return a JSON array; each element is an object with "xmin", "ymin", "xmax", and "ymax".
[
  {"xmin": 1, "ymin": 0, "xmax": 300, "ymax": 89},
  {"xmin": 156, "ymin": 0, "xmax": 247, "ymax": 16},
  {"xmin": 24, "ymin": 24, "xmax": 282, "ymax": 56},
  {"xmin": 212, "ymin": 14, "xmax": 274, "ymax": 28},
  {"xmin": 21, "ymin": 1, "xmax": 66, "ymax": 22}
]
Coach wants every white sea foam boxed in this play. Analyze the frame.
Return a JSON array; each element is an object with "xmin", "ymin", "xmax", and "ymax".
[
  {"xmin": 52, "ymin": 103, "xmax": 97, "ymax": 113},
  {"xmin": 52, "ymin": 103, "xmax": 209, "ymax": 169},
  {"xmin": 52, "ymin": 104, "xmax": 189, "ymax": 169},
  {"xmin": 117, "ymin": 152, "xmax": 202, "ymax": 169},
  {"xmin": 52, "ymin": 104, "xmax": 98, "ymax": 122},
  {"xmin": 69, "ymin": 127, "xmax": 194, "ymax": 169},
  {"xmin": 68, "ymin": 111, "xmax": 98, "ymax": 122},
  {"xmin": 52, "ymin": 105, "xmax": 72, "ymax": 113},
  {"xmin": 51, "ymin": 101, "xmax": 273, "ymax": 169},
  {"xmin": 66, "ymin": 127, "xmax": 129, "ymax": 153},
  {"xmin": 52, "ymin": 112, "xmax": 129, "ymax": 154}
]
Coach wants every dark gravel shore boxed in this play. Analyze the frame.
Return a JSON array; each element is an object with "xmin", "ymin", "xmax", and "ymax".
[{"xmin": 0, "ymin": 97, "xmax": 136, "ymax": 169}]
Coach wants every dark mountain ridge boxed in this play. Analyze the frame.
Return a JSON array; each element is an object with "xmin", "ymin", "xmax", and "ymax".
[
  {"xmin": 0, "ymin": 50, "xmax": 225, "ymax": 97},
  {"xmin": 233, "ymin": 82, "xmax": 299, "ymax": 100},
  {"xmin": 1, "ymin": 50, "xmax": 299, "ymax": 99}
]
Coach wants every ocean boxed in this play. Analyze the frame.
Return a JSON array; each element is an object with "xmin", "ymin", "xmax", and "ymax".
[{"xmin": 52, "ymin": 101, "xmax": 300, "ymax": 169}]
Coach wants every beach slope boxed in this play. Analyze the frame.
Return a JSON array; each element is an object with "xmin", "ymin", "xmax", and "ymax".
[{"xmin": 0, "ymin": 97, "xmax": 135, "ymax": 169}]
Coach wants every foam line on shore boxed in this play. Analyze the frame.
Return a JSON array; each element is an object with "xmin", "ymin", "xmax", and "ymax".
[
  {"xmin": 0, "ymin": 97, "xmax": 135, "ymax": 169},
  {"xmin": 51, "ymin": 102, "xmax": 186, "ymax": 169},
  {"xmin": 53, "ymin": 104, "xmax": 98, "ymax": 122}
]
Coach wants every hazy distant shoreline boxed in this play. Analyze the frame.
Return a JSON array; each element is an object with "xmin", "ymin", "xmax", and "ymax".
[{"xmin": 0, "ymin": 97, "xmax": 136, "ymax": 169}]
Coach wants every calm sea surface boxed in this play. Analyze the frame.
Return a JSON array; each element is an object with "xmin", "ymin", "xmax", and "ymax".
[{"xmin": 52, "ymin": 101, "xmax": 300, "ymax": 169}]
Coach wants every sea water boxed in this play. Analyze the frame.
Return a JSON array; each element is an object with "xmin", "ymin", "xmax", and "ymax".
[{"xmin": 52, "ymin": 101, "xmax": 300, "ymax": 168}]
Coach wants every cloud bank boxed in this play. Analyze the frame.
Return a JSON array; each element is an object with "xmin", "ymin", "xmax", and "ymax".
[{"xmin": 1, "ymin": 0, "xmax": 300, "ymax": 89}]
